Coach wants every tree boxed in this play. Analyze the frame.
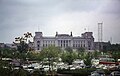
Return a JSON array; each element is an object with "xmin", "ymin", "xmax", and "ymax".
[
  {"xmin": 0, "ymin": 48, "xmax": 15, "ymax": 58},
  {"xmin": 103, "ymin": 43, "xmax": 120, "ymax": 51},
  {"xmin": 10, "ymin": 68, "xmax": 29, "ymax": 76},
  {"xmin": 13, "ymin": 32, "xmax": 32, "ymax": 53},
  {"xmin": 92, "ymin": 51, "xmax": 100, "ymax": 58},
  {"xmin": 112, "ymin": 51, "xmax": 120, "ymax": 62},
  {"xmin": 77, "ymin": 51, "xmax": 93, "ymax": 66},
  {"xmin": 40, "ymin": 46, "xmax": 60, "ymax": 74},
  {"xmin": 65, "ymin": 47, "xmax": 73, "ymax": 53},
  {"xmin": 60, "ymin": 51, "xmax": 78, "ymax": 65},
  {"xmin": 77, "ymin": 47, "xmax": 85, "ymax": 52},
  {"xmin": 61, "ymin": 51, "xmax": 72, "ymax": 65},
  {"xmin": 17, "ymin": 41, "xmax": 28, "ymax": 53},
  {"xmin": 13, "ymin": 32, "xmax": 32, "ymax": 68},
  {"xmin": 84, "ymin": 52, "xmax": 92, "ymax": 66}
]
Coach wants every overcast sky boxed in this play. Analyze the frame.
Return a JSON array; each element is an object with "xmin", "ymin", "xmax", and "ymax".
[{"xmin": 0, "ymin": 0, "xmax": 120, "ymax": 43}]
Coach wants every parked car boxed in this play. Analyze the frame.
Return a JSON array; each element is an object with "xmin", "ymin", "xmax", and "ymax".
[
  {"xmin": 42, "ymin": 65, "xmax": 50, "ymax": 71},
  {"xmin": 91, "ymin": 69, "xmax": 105, "ymax": 76},
  {"xmin": 110, "ymin": 71, "xmax": 120, "ymax": 76},
  {"xmin": 91, "ymin": 71, "xmax": 101, "ymax": 76}
]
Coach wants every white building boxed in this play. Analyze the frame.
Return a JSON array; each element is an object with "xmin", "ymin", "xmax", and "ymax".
[{"xmin": 34, "ymin": 32, "xmax": 94, "ymax": 51}]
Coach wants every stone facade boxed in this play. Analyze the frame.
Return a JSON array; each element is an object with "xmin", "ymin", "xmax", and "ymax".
[{"xmin": 33, "ymin": 32, "xmax": 94, "ymax": 51}]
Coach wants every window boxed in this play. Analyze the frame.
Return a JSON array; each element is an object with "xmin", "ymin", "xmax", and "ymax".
[
  {"xmin": 37, "ymin": 48, "xmax": 39, "ymax": 50},
  {"xmin": 37, "ymin": 41, "xmax": 40, "ymax": 43},
  {"xmin": 66, "ymin": 44, "xmax": 68, "ymax": 47},
  {"xmin": 64, "ymin": 40, "xmax": 65, "ymax": 43},
  {"xmin": 64, "ymin": 44, "xmax": 65, "ymax": 47},
  {"xmin": 88, "ymin": 48, "xmax": 91, "ymax": 50},
  {"xmin": 84, "ymin": 44, "xmax": 85, "ymax": 47},
  {"xmin": 37, "ymin": 45, "xmax": 39, "ymax": 47},
  {"xmin": 69, "ymin": 40, "xmax": 71, "ymax": 43},
  {"xmin": 37, "ymin": 44, "xmax": 40, "ymax": 50},
  {"xmin": 76, "ymin": 44, "xmax": 77, "ymax": 47},
  {"xmin": 61, "ymin": 44, "xmax": 62, "ymax": 47}
]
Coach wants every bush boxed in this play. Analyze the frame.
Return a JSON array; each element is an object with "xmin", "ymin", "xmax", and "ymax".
[
  {"xmin": 57, "ymin": 68, "xmax": 112, "ymax": 76},
  {"xmin": 30, "ymin": 69, "xmax": 46, "ymax": 76},
  {"xmin": 57, "ymin": 68, "xmax": 96, "ymax": 76},
  {"xmin": 10, "ymin": 68, "xmax": 29, "ymax": 76},
  {"xmin": 0, "ymin": 67, "xmax": 11, "ymax": 76}
]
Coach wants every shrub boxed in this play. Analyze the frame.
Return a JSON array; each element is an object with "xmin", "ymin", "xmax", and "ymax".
[{"xmin": 0, "ymin": 67, "xmax": 11, "ymax": 76}]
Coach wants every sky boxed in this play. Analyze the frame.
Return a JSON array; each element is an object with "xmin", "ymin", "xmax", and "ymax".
[{"xmin": 0, "ymin": 0, "xmax": 120, "ymax": 43}]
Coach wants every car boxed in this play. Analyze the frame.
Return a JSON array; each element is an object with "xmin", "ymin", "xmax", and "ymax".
[
  {"xmin": 70, "ymin": 67, "xmax": 76, "ymax": 70},
  {"xmin": 110, "ymin": 71, "xmax": 120, "ymax": 76},
  {"xmin": 91, "ymin": 69, "xmax": 105, "ymax": 76},
  {"xmin": 91, "ymin": 71, "xmax": 101, "ymax": 76},
  {"xmin": 42, "ymin": 65, "xmax": 50, "ymax": 71}
]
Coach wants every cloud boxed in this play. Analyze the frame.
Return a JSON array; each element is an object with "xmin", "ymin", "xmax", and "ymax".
[
  {"xmin": 0, "ymin": 0, "xmax": 120, "ymax": 43},
  {"xmin": 99, "ymin": 0, "xmax": 120, "ymax": 15}
]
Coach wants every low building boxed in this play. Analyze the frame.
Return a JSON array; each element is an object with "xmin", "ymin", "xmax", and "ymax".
[
  {"xmin": 94, "ymin": 41, "xmax": 111, "ymax": 51},
  {"xmin": 5, "ymin": 43, "xmax": 17, "ymax": 49}
]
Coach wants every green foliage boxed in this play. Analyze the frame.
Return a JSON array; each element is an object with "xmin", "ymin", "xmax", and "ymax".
[
  {"xmin": 93, "ymin": 51, "xmax": 100, "ymax": 58},
  {"xmin": 0, "ymin": 48, "xmax": 15, "ymax": 58},
  {"xmin": 84, "ymin": 52, "xmax": 92, "ymax": 65},
  {"xmin": 23, "ymin": 52, "xmax": 35, "ymax": 60},
  {"xmin": 0, "ymin": 67, "xmax": 11, "ymax": 76},
  {"xmin": 63, "ymin": 53, "xmax": 73, "ymax": 65},
  {"xmin": 10, "ymin": 32, "xmax": 32, "ymax": 63},
  {"xmin": 103, "ymin": 43, "xmax": 120, "ymax": 51},
  {"xmin": 111, "ymin": 51, "xmax": 120, "ymax": 61},
  {"xmin": 10, "ymin": 69, "xmax": 29, "ymax": 76},
  {"xmin": 60, "ymin": 51, "xmax": 78, "ymax": 65},
  {"xmin": 0, "ymin": 60, "xmax": 11, "ymax": 68},
  {"xmin": 17, "ymin": 41, "xmax": 28, "ymax": 53},
  {"xmin": 40, "ymin": 46, "xmax": 60, "ymax": 72},
  {"xmin": 77, "ymin": 47, "xmax": 85, "ymax": 52},
  {"xmin": 30, "ymin": 69, "xmax": 46, "ymax": 76},
  {"xmin": 41, "ymin": 46, "xmax": 60, "ymax": 59},
  {"xmin": 0, "ymin": 60, "xmax": 12, "ymax": 76},
  {"xmin": 57, "ymin": 68, "xmax": 97, "ymax": 76},
  {"xmin": 65, "ymin": 47, "xmax": 73, "ymax": 53},
  {"xmin": 57, "ymin": 68, "xmax": 111, "ymax": 76}
]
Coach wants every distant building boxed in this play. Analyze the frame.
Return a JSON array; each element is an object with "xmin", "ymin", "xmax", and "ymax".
[
  {"xmin": 94, "ymin": 41, "xmax": 111, "ymax": 51},
  {"xmin": 33, "ymin": 32, "xmax": 94, "ymax": 51},
  {"xmin": 5, "ymin": 43, "xmax": 17, "ymax": 49},
  {"xmin": 0, "ymin": 43, "xmax": 17, "ymax": 50},
  {"xmin": 0, "ymin": 43, "xmax": 5, "ymax": 48}
]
